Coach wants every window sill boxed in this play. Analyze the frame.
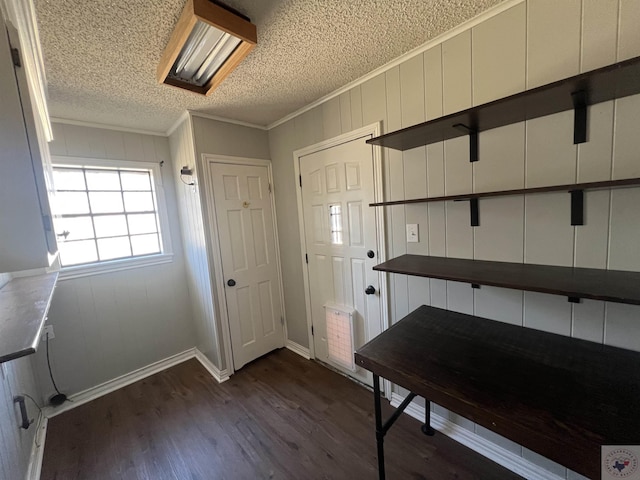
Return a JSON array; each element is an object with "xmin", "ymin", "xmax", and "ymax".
[{"xmin": 58, "ymin": 253, "xmax": 174, "ymax": 281}]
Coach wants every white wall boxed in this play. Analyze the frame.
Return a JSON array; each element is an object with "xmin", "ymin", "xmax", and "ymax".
[
  {"xmin": 268, "ymin": 0, "xmax": 640, "ymax": 477},
  {"xmin": 0, "ymin": 272, "xmax": 42, "ymax": 480},
  {"xmin": 169, "ymin": 115, "xmax": 271, "ymax": 372},
  {"xmin": 33, "ymin": 123, "xmax": 196, "ymax": 398},
  {"xmin": 169, "ymin": 118, "xmax": 222, "ymax": 369}
]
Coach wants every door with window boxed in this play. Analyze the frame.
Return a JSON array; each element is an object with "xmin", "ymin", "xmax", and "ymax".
[
  {"xmin": 208, "ymin": 161, "xmax": 284, "ymax": 370},
  {"xmin": 299, "ymin": 133, "xmax": 383, "ymax": 387}
]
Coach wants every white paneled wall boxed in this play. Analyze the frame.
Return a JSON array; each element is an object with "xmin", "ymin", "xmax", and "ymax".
[
  {"xmin": 33, "ymin": 123, "xmax": 196, "ymax": 398},
  {"xmin": 0, "ymin": 356, "xmax": 42, "ymax": 480},
  {"xmin": 268, "ymin": 1, "xmax": 640, "ymax": 477},
  {"xmin": 168, "ymin": 119, "xmax": 222, "ymax": 369}
]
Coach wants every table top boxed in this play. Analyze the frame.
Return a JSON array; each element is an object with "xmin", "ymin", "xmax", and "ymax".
[
  {"xmin": 355, "ymin": 305, "xmax": 640, "ymax": 479},
  {"xmin": 0, "ymin": 272, "xmax": 58, "ymax": 363}
]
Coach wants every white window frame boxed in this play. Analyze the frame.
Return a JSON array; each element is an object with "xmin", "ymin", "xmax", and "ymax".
[{"xmin": 52, "ymin": 155, "xmax": 173, "ymax": 280}]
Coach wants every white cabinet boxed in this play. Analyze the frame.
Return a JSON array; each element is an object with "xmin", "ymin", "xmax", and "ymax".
[{"xmin": 0, "ymin": 17, "xmax": 57, "ymax": 272}]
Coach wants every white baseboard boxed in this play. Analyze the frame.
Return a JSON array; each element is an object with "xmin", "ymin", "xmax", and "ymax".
[
  {"xmin": 44, "ymin": 348, "xmax": 196, "ymax": 418},
  {"xmin": 286, "ymin": 340, "xmax": 311, "ymax": 359},
  {"xmin": 390, "ymin": 393, "xmax": 565, "ymax": 480},
  {"xmin": 25, "ymin": 414, "xmax": 47, "ymax": 480},
  {"xmin": 194, "ymin": 349, "xmax": 230, "ymax": 383}
]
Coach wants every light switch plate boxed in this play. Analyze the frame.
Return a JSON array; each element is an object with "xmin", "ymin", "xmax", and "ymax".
[{"xmin": 406, "ymin": 224, "xmax": 419, "ymax": 243}]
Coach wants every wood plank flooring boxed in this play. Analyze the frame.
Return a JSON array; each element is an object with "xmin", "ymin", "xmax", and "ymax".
[{"xmin": 41, "ymin": 349, "xmax": 523, "ymax": 479}]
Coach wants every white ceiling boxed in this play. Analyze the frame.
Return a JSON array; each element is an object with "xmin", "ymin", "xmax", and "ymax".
[{"xmin": 34, "ymin": 0, "xmax": 505, "ymax": 133}]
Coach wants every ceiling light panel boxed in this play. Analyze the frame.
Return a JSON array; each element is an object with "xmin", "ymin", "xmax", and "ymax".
[{"xmin": 157, "ymin": 0, "xmax": 257, "ymax": 95}]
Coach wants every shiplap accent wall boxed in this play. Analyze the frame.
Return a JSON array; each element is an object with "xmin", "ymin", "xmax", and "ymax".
[
  {"xmin": 168, "ymin": 118, "xmax": 222, "ymax": 369},
  {"xmin": 0, "ymin": 272, "xmax": 42, "ymax": 479},
  {"xmin": 169, "ymin": 115, "xmax": 272, "ymax": 371},
  {"xmin": 268, "ymin": 1, "xmax": 640, "ymax": 478},
  {"xmin": 33, "ymin": 123, "xmax": 196, "ymax": 398},
  {"xmin": 0, "ymin": 355, "xmax": 41, "ymax": 480}
]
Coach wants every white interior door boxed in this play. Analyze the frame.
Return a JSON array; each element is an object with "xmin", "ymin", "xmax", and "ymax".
[
  {"xmin": 300, "ymin": 135, "xmax": 383, "ymax": 387},
  {"xmin": 209, "ymin": 162, "xmax": 284, "ymax": 370}
]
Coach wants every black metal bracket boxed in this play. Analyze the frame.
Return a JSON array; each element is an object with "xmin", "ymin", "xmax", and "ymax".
[
  {"xmin": 453, "ymin": 124, "xmax": 478, "ymax": 162},
  {"xmin": 470, "ymin": 198, "xmax": 479, "ymax": 227},
  {"xmin": 471, "ymin": 283, "xmax": 481, "ymax": 289},
  {"xmin": 568, "ymin": 296, "xmax": 581, "ymax": 304},
  {"xmin": 572, "ymin": 90, "xmax": 588, "ymax": 144},
  {"xmin": 570, "ymin": 190, "xmax": 584, "ymax": 226}
]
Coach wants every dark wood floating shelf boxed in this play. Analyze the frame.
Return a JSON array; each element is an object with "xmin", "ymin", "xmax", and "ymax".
[
  {"xmin": 355, "ymin": 305, "xmax": 640, "ymax": 479},
  {"xmin": 369, "ymin": 177, "xmax": 640, "ymax": 207},
  {"xmin": 367, "ymin": 55, "xmax": 640, "ymax": 151},
  {"xmin": 0, "ymin": 272, "xmax": 58, "ymax": 364},
  {"xmin": 373, "ymin": 254, "xmax": 640, "ymax": 305}
]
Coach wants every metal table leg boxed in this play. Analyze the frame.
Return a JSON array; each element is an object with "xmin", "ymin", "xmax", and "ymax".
[{"xmin": 372, "ymin": 376, "xmax": 431, "ymax": 479}]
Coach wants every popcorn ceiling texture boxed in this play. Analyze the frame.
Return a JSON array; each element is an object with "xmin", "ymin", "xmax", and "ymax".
[{"xmin": 34, "ymin": 0, "xmax": 504, "ymax": 133}]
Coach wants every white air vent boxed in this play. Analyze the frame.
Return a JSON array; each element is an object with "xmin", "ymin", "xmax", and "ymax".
[{"xmin": 324, "ymin": 304, "xmax": 356, "ymax": 371}]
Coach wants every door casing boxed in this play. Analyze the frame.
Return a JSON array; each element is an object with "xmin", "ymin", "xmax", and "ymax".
[
  {"xmin": 203, "ymin": 154, "xmax": 287, "ymax": 374},
  {"xmin": 293, "ymin": 123, "xmax": 390, "ymax": 395}
]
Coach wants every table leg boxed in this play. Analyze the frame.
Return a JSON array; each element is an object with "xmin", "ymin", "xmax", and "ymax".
[
  {"xmin": 422, "ymin": 399, "xmax": 436, "ymax": 436},
  {"xmin": 373, "ymin": 374, "xmax": 386, "ymax": 480}
]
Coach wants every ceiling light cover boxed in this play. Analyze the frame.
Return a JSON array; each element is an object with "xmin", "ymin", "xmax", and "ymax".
[{"xmin": 157, "ymin": 0, "xmax": 257, "ymax": 96}]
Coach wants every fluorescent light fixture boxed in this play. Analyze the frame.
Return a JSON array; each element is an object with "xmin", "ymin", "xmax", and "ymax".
[{"xmin": 157, "ymin": 0, "xmax": 257, "ymax": 95}]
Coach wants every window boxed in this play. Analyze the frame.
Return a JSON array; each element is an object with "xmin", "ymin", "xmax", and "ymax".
[{"xmin": 51, "ymin": 157, "xmax": 172, "ymax": 277}]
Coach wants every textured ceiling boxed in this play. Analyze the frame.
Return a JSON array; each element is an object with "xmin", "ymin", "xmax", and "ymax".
[{"xmin": 34, "ymin": 0, "xmax": 505, "ymax": 133}]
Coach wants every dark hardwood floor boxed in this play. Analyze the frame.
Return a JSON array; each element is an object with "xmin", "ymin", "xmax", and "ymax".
[{"xmin": 41, "ymin": 349, "xmax": 523, "ymax": 479}]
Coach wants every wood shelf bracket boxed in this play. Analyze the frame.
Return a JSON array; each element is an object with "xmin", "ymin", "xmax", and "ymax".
[
  {"xmin": 572, "ymin": 90, "xmax": 588, "ymax": 144},
  {"xmin": 453, "ymin": 124, "xmax": 478, "ymax": 162},
  {"xmin": 570, "ymin": 189, "xmax": 584, "ymax": 226}
]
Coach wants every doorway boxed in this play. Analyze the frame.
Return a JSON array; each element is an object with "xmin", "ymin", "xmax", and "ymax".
[
  {"xmin": 294, "ymin": 124, "xmax": 387, "ymax": 388},
  {"xmin": 205, "ymin": 156, "xmax": 285, "ymax": 370}
]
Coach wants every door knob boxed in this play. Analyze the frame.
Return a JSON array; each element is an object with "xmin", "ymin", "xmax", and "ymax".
[
  {"xmin": 365, "ymin": 285, "xmax": 376, "ymax": 295},
  {"xmin": 367, "ymin": 250, "xmax": 375, "ymax": 258},
  {"xmin": 227, "ymin": 279, "xmax": 236, "ymax": 287}
]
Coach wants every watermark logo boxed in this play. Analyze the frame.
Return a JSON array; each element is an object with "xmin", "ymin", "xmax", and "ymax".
[{"xmin": 603, "ymin": 446, "xmax": 640, "ymax": 479}]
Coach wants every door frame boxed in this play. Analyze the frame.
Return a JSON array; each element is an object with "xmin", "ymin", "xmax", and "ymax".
[
  {"xmin": 293, "ymin": 123, "xmax": 389, "ymax": 385},
  {"xmin": 202, "ymin": 153, "xmax": 287, "ymax": 374}
]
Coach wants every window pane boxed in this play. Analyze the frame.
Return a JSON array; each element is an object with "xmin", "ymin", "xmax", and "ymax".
[
  {"xmin": 128, "ymin": 213, "xmax": 158, "ymax": 235},
  {"xmin": 94, "ymin": 214, "xmax": 128, "ymax": 238},
  {"xmin": 121, "ymin": 171, "xmax": 151, "ymax": 191},
  {"xmin": 54, "ymin": 216, "xmax": 94, "ymax": 241},
  {"xmin": 131, "ymin": 234, "xmax": 160, "ymax": 256},
  {"xmin": 56, "ymin": 192, "xmax": 90, "ymax": 215},
  {"xmin": 89, "ymin": 192, "xmax": 124, "ymax": 213},
  {"xmin": 97, "ymin": 236, "xmax": 131, "ymax": 260},
  {"xmin": 59, "ymin": 240, "xmax": 98, "ymax": 266},
  {"xmin": 85, "ymin": 170, "xmax": 121, "ymax": 191},
  {"xmin": 123, "ymin": 192, "xmax": 154, "ymax": 212},
  {"xmin": 53, "ymin": 169, "xmax": 86, "ymax": 191}
]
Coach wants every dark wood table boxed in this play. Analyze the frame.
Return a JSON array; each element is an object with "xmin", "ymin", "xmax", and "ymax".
[{"xmin": 354, "ymin": 305, "xmax": 640, "ymax": 479}]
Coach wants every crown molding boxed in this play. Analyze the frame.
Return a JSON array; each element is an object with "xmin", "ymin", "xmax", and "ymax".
[
  {"xmin": 267, "ymin": 0, "xmax": 525, "ymax": 130},
  {"xmin": 187, "ymin": 111, "xmax": 268, "ymax": 131},
  {"xmin": 50, "ymin": 117, "xmax": 166, "ymax": 137}
]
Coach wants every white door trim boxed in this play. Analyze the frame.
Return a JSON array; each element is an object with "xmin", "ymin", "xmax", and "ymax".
[
  {"xmin": 202, "ymin": 153, "xmax": 287, "ymax": 373},
  {"xmin": 293, "ymin": 123, "xmax": 389, "ymax": 392}
]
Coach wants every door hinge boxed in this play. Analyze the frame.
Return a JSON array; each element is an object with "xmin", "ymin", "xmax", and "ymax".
[
  {"xmin": 305, "ymin": 253, "xmax": 308, "ymax": 264},
  {"xmin": 11, "ymin": 47, "xmax": 21, "ymax": 67},
  {"xmin": 280, "ymin": 316, "xmax": 284, "ymax": 325},
  {"xmin": 42, "ymin": 215, "xmax": 52, "ymax": 232},
  {"xmin": 268, "ymin": 183, "xmax": 272, "ymax": 194},
  {"xmin": 311, "ymin": 325, "xmax": 314, "ymax": 336},
  {"xmin": 299, "ymin": 175, "xmax": 302, "ymax": 187}
]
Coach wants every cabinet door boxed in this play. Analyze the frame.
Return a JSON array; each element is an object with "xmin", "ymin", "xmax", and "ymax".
[{"xmin": 0, "ymin": 21, "xmax": 57, "ymax": 272}]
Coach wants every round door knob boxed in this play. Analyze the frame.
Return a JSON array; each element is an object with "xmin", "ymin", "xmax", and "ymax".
[
  {"xmin": 367, "ymin": 250, "xmax": 375, "ymax": 259},
  {"xmin": 365, "ymin": 285, "xmax": 376, "ymax": 295},
  {"xmin": 227, "ymin": 279, "xmax": 236, "ymax": 287}
]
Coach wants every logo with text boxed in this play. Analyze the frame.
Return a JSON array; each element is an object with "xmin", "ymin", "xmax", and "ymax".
[{"xmin": 604, "ymin": 448, "xmax": 639, "ymax": 478}]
